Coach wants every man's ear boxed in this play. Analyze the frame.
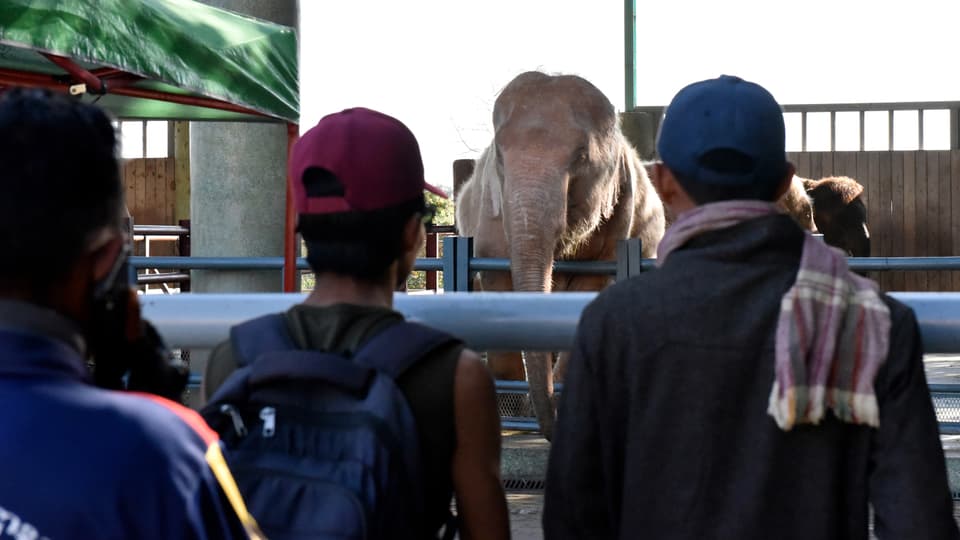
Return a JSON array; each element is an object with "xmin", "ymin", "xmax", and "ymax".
[
  {"xmin": 653, "ymin": 163, "xmax": 681, "ymax": 206},
  {"xmin": 89, "ymin": 234, "xmax": 124, "ymax": 283}
]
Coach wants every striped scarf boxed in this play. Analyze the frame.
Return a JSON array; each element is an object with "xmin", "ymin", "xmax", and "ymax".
[{"xmin": 656, "ymin": 200, "xmax": 890, "ymax": 430}]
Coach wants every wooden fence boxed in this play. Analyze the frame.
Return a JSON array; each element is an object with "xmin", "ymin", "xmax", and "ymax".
[
  {"xmin": 789, "ymin": 150, "xmax": 960, "ymax": 292},
  {"xmin": 123, "ymin": 157, "xmax": 178, "ymax": 256}
]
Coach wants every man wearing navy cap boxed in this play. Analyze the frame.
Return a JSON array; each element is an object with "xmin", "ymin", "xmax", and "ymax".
[
  {"xmin": 543, "ymin": 76, "xmax": 958, "ymax": 539},
  {"xmin": 204, "ymin": 107, "xmax": 510, "ymax": 539}
]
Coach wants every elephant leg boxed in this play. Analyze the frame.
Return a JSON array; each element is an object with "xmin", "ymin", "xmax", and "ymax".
[
  {"xmin": 488, "ymin": 351, "xmax": 526, "ymax": 381},
  {"xmin": 523, "ymin": 350, "xmax": 555, "ymax": 440}
]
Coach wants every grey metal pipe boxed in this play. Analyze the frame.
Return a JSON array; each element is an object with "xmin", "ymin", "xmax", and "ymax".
[
  {"xmin": 133, "ymin": 225, "xmax": 190, "ymax": 236},
  {"xmin": 141, "ymin": 292, "xmax": 592, "ymax": 350},
  {"xmin": 848, "ymin": 257, "xmax": 960, "ymax": 271},
  {"xmin": 138, "ymin": 272, "xmax": 190, "ymax": 285},
  {"xmin": 141, "ymin": 292, "xmax": 960, "ymax": 353}
]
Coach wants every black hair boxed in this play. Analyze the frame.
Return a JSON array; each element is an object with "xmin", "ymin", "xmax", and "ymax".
[
  {"xmin": 673, "ymin": 149, "xmax": 785, "ymax": 204},
  {"xmin": 297, "ymin": 168, "xmax": 425, "ymax": 283},
  {"xmin": 0, "ymin": 88, "xmax": 123, "ymax": 292}
]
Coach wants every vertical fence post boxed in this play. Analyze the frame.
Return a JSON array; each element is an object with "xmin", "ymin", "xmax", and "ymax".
[
  {"xmin": 456, "ymin": 237, "xmax": 474, "ymax": 292},
  {"xmin": 443, "ymin": 236, "xmax": 474, "ymax": 292},
  {"xmin": 951, "ymin": 106, "xmax": 959, "ymax": 150},
  {"xmin": 616, "ymin": 238, "xmax": 643, "ymax": 281},
  {"xmin": 442, "ymin": 236, "xmax": 458, "ymax": 293}
]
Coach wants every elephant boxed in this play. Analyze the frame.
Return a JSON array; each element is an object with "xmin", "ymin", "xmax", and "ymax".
[
  {"xmin": 800, "ymin": 175, "xmax": 870, "ymax": 257},
  {"xmin": 455, "ymin": 71, "xmax": 666, "ymax": 440},
  {"xmin": 777, "ymin": 175, "xmax": 816, "ymax": 231}
]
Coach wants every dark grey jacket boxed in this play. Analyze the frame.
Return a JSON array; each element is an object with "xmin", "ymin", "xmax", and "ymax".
[{"xmin": 544, "ymin": 214, "xmax": 958, "ymax": 540}]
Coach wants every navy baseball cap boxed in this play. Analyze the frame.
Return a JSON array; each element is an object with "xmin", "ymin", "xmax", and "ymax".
[
  {"xmin": 290, "ymin": 107, "xmax": 447, "ymax": 215},
  {"xmin": 656, "ymin": 75, "xmax": 788, "ymax": 187}
]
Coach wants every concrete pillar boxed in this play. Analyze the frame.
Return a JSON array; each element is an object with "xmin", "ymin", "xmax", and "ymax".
[
  {"xmin": 189, "ymin": 0, "xmax": 298, "ymax": 293},
  {"xmin": 619, "ymin": 110, "xmax": 659, "ymax": 161}
]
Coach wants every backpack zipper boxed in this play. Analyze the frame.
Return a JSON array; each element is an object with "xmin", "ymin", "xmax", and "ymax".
[
  {"xmin": 220, "ymin": 404, "xmax": 248, "ymax": 437},
  {"xmin": 259, "ymin": 407, "xmax": 276, "ymax": 438}
]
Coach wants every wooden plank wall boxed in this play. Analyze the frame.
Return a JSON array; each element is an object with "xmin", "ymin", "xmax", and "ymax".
[
  {"xmin": 788, "ymin": 150, "xmax": 960, "ymax": 292},
  {"xmin": 122, "ymin": 157, "xmax": 178, "ymax": 256}
]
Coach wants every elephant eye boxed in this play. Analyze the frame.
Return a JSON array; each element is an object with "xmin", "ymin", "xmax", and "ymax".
[{"xmin": 572, "ymin": 147, "xmax": 588, "ymax": 166}]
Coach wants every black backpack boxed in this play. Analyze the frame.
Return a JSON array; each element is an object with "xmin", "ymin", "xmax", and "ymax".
[{"xmin": 201, "ymin": 314, "xmax": 460, "ymax": 540}]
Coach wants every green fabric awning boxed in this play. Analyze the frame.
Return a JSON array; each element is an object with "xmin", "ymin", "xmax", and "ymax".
[{"xmin": 0, "ymin": 0, "xmax": 298, "ymax": 122}]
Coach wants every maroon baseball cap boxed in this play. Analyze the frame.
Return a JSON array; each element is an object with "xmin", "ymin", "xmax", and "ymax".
[{"xmin": 290, "ymin": 107, "xmax": 447, "ymax": 215}]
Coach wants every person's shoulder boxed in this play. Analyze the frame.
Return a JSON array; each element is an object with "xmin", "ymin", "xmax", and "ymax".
[
  {"xmin": 95, "ymin": 390, "xmax": 215, "ymax": 466},
  {"xmin": 583, "ymin": 271, "xmax": 664, "ymax": 323},
  {"xmin": 451, "ymin": 347, "xmax": 496, "ymax": 416},
  {"xmin": 454, "ymin": 348, "xmax": 488, "ymax": 381},
  {"xmin": 879, "ymin": 292, "xmax": 918, "ymax": 327}
]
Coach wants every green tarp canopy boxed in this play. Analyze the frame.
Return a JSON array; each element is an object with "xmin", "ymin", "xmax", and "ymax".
[{"xmin": 0, "ymin": 0, "xmax": 298, "ymax": 122}]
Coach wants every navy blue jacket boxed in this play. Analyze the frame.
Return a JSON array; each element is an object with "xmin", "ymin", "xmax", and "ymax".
[{"xmin": 0, "ymin": 302, "xmax": 257, "ymax": 540}]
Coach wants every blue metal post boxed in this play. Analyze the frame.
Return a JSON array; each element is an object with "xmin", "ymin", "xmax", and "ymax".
[
  {"xmin": 616, "ymin": 238, "xmax": 644, "ymax": 280},
  {"xmin": 624, "ymin": 0, "xmax": 636, "ymax": 110},
  {"xmin": 442, "ymin": 236, "xmax": 458, "ymax": 293},
  {"xmin": 455, "ymin": 237, "xmax": 474, "ymax": 292}
]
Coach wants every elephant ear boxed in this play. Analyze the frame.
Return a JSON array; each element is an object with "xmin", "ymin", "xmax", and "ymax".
[
  {"xmin": 477, "ymin": 144, "xmax": 503, "ymax": 218},
  {"xmin": 604, "ymin": 142, "xmax": 635, "ymax": 221}
]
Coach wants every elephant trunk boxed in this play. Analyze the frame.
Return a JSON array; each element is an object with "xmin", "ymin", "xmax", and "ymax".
[{"xmin": 505, "ymin": 181, "xmax": 564, "ymax": 441}]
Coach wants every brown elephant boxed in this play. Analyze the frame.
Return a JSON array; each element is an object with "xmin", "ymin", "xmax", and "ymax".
[
  {"xmin": 646, "ymin": 162, "xmax": 816, "ymax": 231},
  {"xmin": 455, "ymin": 71, "xmax": 666, "ymax": 440},
  {"xmin": 800, "ymin": 175, "xmax": 870, "ymax": 256}
]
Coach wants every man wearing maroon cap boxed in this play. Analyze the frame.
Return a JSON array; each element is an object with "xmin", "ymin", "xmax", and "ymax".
[{"xmin": 203, "ymin": 107, "xmax": 510, "ymax": 539}]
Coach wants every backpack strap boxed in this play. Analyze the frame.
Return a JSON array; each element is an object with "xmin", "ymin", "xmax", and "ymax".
[
  {"xmin": 352, "ymin": 321, "xmax": 460, "ymax": 379},
  {"xmin": 230, "ymin": 313, "xmax": 296, "ymax": 368}
]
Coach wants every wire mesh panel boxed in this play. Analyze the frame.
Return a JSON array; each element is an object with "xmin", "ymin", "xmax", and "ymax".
[
  {"xmin": 497, "ymin": 392, "xmax": 535, "ymax": 419},
  {"xmin": 933, "ymin": 394, "xmax": 960, "ymax": 423}
]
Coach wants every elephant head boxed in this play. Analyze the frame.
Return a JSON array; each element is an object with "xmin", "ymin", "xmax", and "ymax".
[
  {"xmin": 477, "ymin": 72, "xmax": 650, "ymax": 439},
  {"xmin": 490, "ymin": 72, "xmax": 631, "ymax": 288},
  {"xmin": 802, "ymin": 176, "xmax": 870, "ymax": 257}
]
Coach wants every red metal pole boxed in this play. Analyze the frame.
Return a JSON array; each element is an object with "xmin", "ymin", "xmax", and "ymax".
[
  {"xmin": 283, "ymin": 123, "xmax": 299, "ymax": 292},
  {"xmin": 111, "ymin": 86, "xmax": 275, "ymax": 118},
  {"xmin": 0, "ymin": 68, "xmax": 61, "ymax": 88},
  {"xmin": 0, "ymin": 67, "xmax": 282, "ymax": 123},
  {"xmin": 41, "ymin": 54, "xmax": 105, "ymax": 93},
  {"xmin": 425, "ymin": 232, "xmax": 438, "ymax": 290}
]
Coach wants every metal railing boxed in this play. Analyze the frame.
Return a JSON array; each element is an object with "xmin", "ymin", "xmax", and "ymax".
[
  {"xmin": 131, "ymin": 223, "xmax": 191, "ymax": 292},
  {"xmin": 144, "ymin": 292, "xmax": 960, "ymax": 433},
  {"xmin": 132, "ymin": 236, "xmax": 960, "ymax": 297},
  {"xmin": 631, "ymin": 100, "xmax": 960, "ymax": 152}
]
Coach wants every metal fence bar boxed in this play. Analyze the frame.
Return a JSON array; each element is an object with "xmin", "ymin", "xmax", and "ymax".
[
  {"xmin": 632, "ymin": 102, "xmax": 960, "ymax": 151},
  {"xmin": 133, "ymin": 225, "xmax": 190, "ymax": 236},
  {"xmin": 131, "ymin": 256, "xmax": 446, "ymax": 272},
  {"xmin": 138, "ymin": 272, "xmax": 189, "ymax": 285},
  {"xmin": 616, "ymin": 238, "xmax": 644, "ymax": 280},
  {"xmin": 141, "ymin": 291, "xmax": 960, "ymax": 353},
  {"xmin": 157, "ymin": 293, "xmax": 960, "ymax": 432}
]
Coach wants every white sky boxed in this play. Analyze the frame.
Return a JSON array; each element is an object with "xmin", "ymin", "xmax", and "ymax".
[{"xmin": 300, "ymin": 0, "xmax": 960, "ymax": 191}]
